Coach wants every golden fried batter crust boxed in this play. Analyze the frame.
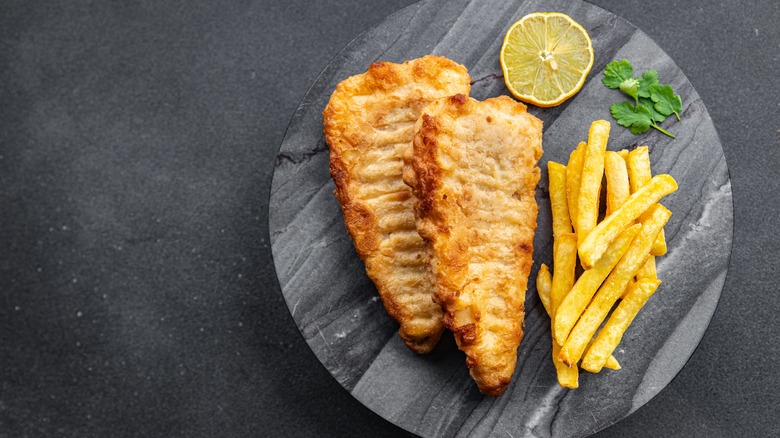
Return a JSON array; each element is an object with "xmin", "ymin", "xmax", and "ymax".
[
  {"xmin": 323, "ymin": 56, "xmax": 471, "ymax": 353},
  {"xmin": 404, "ymin": 94, "xmax": 543, "ymax": 394}
]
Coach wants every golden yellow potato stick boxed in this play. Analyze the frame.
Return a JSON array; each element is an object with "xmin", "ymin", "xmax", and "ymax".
[
  {"xmin": 576, "ymin": 120, "xmax": 610, "ymax": 245},
  {"xmin": 548, "ymin": 162, "xmax": 572, "ymax": 238},
  {"xmin": 581, "ymin": 278, "xmax": 661, "ymax": 372},
  {"xmin": 636, "ymin": 255, "xmax": 658, "ymax": 280},
  {"xmin": 627, "ymin": 146, "xmax": 667, "ymax": 256},
  {"xmin": 560, "ymin": 204, "xmax": 671, "ymax": 366},
  {"xmin": 604, "ymin": 151, "xmax": 630, "ymax": 217},
  {"xmin": 622, "ymin": 277, "xmax": 636, "ymax": 299},
  {"xmin": 552, "ymin": 341, "xmax": 578, "ymax": 388},
  {"xmin": 551, "ymin": 233, "xmax": 578, "ymax": 312},
  {"xmin": 549, "ymin": 235, "xmax": 579, "ymax": 388},
  {"xmin": 554, "ymin": 224, "xmax": 640, "ymax": 345},
  {"xmin": 627, "ymin": 147, "xmax": 660, "ymax": 282},
  {"xmin": 583, "ymin": 337, "xmax": 622, "ymax": 371},
  {"xmin": 539, "ymin": 260, "xmax": 577, "ymax": 387},
  {"xmin": 536, "ymin": 264, "xmax": 552, "ymax": 316},
  {"xmin": 538, "ymin": 262, "xmax": 619, "ymax": 382},
  {"xmin": 626, "ymin": 147, "xmax": 652, "ymax": 193},
  {"xmin": 603, "ymin": 351, "xmax": 622, "ymax": 370},
  {"xmin": 566, "ymin": 143, "xmax": 586, "ymax": 233},
  {"xmin": 605, "ymin": 149, "xmax": 638, "ymax": 298},
  {"xmin": 578, "ymin": 174, "xmax": 677, "ymax": 269}
]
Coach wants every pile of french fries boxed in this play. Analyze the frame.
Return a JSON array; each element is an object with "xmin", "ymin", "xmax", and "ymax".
[{"xmin": 537, "ymin": 120, "xmax": 678, "ymax": 388}]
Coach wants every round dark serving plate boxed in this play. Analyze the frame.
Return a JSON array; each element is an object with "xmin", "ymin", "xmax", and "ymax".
[{"xmin": 269, "ymin": 0, "xmax": 732, "ymax": 436}]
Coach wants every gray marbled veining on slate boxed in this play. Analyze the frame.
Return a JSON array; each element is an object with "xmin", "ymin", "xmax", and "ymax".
[{"xmin": 269, "ymin": 0, "xmax": 733, "ymax": 436}]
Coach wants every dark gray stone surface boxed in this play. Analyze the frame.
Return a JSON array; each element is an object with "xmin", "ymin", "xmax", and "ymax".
[
  {"xmin": 270, "ymin": 0, "xmax": 732, "ymax": 436},
  {"xmin": 1, "ymin": 0, "xmax": 778, "ymax": 437}
]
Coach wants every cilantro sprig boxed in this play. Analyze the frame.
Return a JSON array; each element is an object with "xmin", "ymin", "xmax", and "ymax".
[
  {"xmin": 602, "ymin": 60, "xmax": 683, "ymax": 138},
  {"xmin": 610, "ymin": 102, "xmax": 675, "ymax": 137}
]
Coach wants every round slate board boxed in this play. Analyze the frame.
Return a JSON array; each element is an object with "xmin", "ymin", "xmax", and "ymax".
[{"xmin": 269, "ymin": 0, "xmax": 733, "ymax": 436}]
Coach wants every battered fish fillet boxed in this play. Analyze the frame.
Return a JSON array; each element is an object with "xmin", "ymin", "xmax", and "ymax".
[
  {"xmin": 404, "ymin": 94, "xmax": 543, "ymax": 395},
  {"xmin": 322, "ymin": 56, "xmax": 471, "ymax": 353}
]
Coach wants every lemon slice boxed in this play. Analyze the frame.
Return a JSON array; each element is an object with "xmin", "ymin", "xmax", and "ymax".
[{"xmin": 500, "ymin": 12, "xmax": 594, "ymax": 107}]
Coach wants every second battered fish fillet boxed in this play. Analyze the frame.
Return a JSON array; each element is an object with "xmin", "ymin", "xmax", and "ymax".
[
  {"xmin": 323, "ymin": 56, "xmax": 471, "ymax": 353},
  {"xmin": 404, "ymin": 94, "xmax": 543, "ymax": 395}
]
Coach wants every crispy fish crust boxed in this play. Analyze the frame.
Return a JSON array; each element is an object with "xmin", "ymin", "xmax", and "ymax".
[
  {"xmin": 404, "ymin": 94, "xmax": 543, "ymax": 395},
  {"xmin": 323, "ymin": 56, "xmax": 471, "ymax": 353}
]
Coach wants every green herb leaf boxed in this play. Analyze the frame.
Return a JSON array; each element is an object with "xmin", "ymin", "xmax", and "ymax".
[
  {"xmin": 649, "ymin": 84, "xmax": 682, "ymax": 120},
  {"xmin": 602, "ymin": 60, "xmax": 633, "ymax": 89},
  {"xmin": 637, "ymin": 70, "xmax": 659, "ymax": 98},
  {"xmin": 602, "ymin": 60, "xmax": 682, "ymax": 138},
  {"xmin": 639, "ymin": 97, "xmax": 666, "ymax": 123},
  {"xmin": 611, "ymin": 102, "xmax": 651, "ymax": 134},
  {"xmin": 619, "ymin": 78, "xmax": 639, "ymax": 104},
  {"xmin": 610, "ymin": 101, "xmax": 676, "ymax": 138}
]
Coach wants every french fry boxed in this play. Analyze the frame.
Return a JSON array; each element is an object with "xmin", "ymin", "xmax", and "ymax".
[
  {"xmin": 622, "ymin": 277, "xmax": 636, "ymax": 299},
  {"xmin": 566, "ymin": 143, "xmax": 586, "ymax": 233},
  {"xmin": 551, "ymin": 233, "xmax": 578, "ymax": 312},
  {"xmin": 578, "ymin": 174, "xmax": 678, "ymax": 269},
  {"xmin": 552, "ymin": 341, "xmax": 578, "ymax": 388},
  {"xmin": 604, "ymin": 151, "xmax": 630, "ymax": 217},
  {"xmin": 560, "ymin": 204, "xmax": 671, "ymax": 366},
  {"xmin": 604, "ymin": 150, "xmax": 637, "ymax": 298},
  {"xmin": 548, "ymin": 162, "xmax": 572, "ymax": 239},
  {"xmin": 554, "ymin": 224, "xmax": 640, "ymax": 346},
  {"xmin": 636, "ymin": 255, "xmax": 658, "ymax": 280},
  {"xmin": 550, "ymin": 234, "xmax": 579, "ymax": 388},
  {"xmin": 536, "ymin": 263, "xmax": 552, "ymax": 316},
  {"xmin": 626, "ymin": 147, "xmax": 652, "ymax": 193},
  {"xmin": 604, "ymin": 352, "xmax": 622, "ymax": 370},
  {"xmin": 575, "ymin": 120, "xmax": 610, "ymax": 245},
  {"xmin": 627, "ymin": 146, "xmax": 667, "ymax": 256},
  {"xmin": 539, "ymin": 262, "xmax": 621, "ymax": 378},
  {"xmin": 541, "ymin": 272, "xmax": 579, "ymax": 388},
  {"xmin": 539, "ymin": 252, "xmax": 578, "ymax": 387},
  {"xmin": 583, "ymin": 337, "xmax": 622, "ymax": 371},
  {"xmin": 581, "ymin": 278, "xmax": 661, "ymax": 372}
]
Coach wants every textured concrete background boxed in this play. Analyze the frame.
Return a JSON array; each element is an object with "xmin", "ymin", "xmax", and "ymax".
[{"xmin": 0, "ymin": 0, "xmax": 778, "ymax": 436}]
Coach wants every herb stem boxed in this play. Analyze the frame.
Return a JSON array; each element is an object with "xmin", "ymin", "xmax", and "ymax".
[{"xmin": 651, "ymin": 123, "xmax": 676, "ymax": 138}]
